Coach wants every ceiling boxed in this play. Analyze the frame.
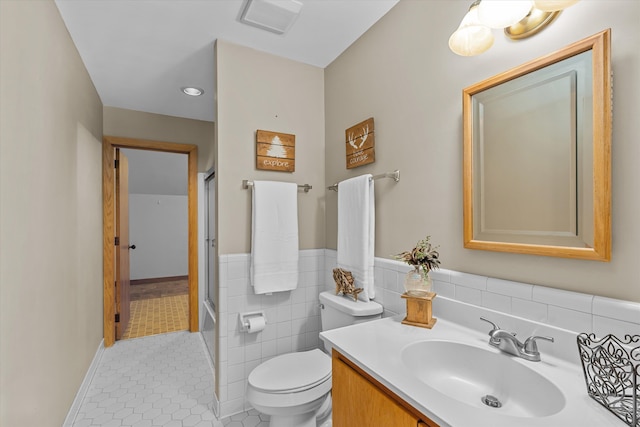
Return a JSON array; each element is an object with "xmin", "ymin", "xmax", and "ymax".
[{"xmin": 54, "ymin": 0, "xmax": 399, "ymax": 123}]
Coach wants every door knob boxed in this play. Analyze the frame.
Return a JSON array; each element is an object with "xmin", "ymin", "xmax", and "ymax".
[{"xmin": 128, "ymin": 244, "xmax": 136, "ymax": 250}]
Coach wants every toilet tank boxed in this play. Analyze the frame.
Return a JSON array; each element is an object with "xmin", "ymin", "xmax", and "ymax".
[{"xmin": 319, "ymin": 291, "xmax": 383, "ymax": 332}]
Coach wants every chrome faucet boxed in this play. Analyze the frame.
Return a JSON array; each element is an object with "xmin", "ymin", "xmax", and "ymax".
[{"xmin": 480, "ymin": 317, "xmax": 554, "ymax": 362}]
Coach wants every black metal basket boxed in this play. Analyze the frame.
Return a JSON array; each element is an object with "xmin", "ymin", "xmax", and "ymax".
[{"xmin": 577, "ymin": 333, "xmax": 640, "ymax": 426}]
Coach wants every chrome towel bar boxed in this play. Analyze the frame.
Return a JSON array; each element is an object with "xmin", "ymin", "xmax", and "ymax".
[
  {"xmin": 242, "ymin": 180, "xmax": 312, "ymax": 193},
  {"xmin": 327, "ymin": 170, "xmax": 400, "ymax": 192}
]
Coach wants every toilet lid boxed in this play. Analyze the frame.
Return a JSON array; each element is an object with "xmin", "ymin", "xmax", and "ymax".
[{"xmin": 248, "ymin": 349, "xmax": 331, "ymax": 393}]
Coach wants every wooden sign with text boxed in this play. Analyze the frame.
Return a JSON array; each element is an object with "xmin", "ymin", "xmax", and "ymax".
[
  {"xmin": 256, "ymin": 130, "xmax": 295, "ymax": 172},
  {"xmin": 345, "ymin": 118, "xmax": 375, "ymax": 169}
]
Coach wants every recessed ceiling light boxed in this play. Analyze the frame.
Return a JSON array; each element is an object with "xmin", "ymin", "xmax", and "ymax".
[{"xmin": 181, "ymin": 87, "xmax": 204, "ymax": 97}]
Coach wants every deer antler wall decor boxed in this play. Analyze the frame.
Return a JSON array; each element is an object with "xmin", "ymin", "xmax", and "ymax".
[
  {"xmin": 359, "ymin": 125, "xmax": 369, "ymax": 148},
  {"xmin": 344, "ymin": 117, "xmax": 375, "ymax": 169},
  {"xmin": 347, "ymin": 132, "xmax": 358, "ymax": 150}
]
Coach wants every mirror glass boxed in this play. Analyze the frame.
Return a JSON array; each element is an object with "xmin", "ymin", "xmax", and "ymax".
[{"xmin": 463, "ymin": 30, "xmax": 611, "ymax": 261}]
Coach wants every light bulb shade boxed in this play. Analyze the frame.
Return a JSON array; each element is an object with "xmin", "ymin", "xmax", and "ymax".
[
  {"xmin": 449, "ymin": 7, "xmax": 495, "ymax": 56},
  {"xmin": 477, "ymin": 0, "xmax": 533, "ymax": 28},
  {"xmin": 533, "ymin": 0, "xmax": 579, "ymax": 11}
]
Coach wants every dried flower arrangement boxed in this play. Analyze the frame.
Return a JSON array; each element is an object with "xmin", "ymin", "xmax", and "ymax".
[{"xmin": 394, "ymin": 235, "xmax": 441, "ymax": 276}]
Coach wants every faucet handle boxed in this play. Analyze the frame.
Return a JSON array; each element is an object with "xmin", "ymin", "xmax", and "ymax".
[
  {"xmin": 479, "ymin": 317, "xmax": 502, "ymax": 344},
  {"xmin": 523, "ymin": 336, "xmax": 554, "ymax": 354},
  {"xmin": 480, "ymin": 317, "xmax": 500, "ymax": 332}
]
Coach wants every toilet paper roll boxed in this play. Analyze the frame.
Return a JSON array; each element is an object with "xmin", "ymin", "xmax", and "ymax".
[{"xmin": 246, "ymin": 316, "xmax": 266, "ymax": 333}]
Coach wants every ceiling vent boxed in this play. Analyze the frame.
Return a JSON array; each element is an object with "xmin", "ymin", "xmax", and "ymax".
[{"xmin": 239, "ymin": 0, "xmax": 303, "ymax": 35}]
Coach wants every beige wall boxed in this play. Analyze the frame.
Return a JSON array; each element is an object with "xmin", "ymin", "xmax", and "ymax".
[
  {"xmin": 103, "ymin": 107, "xmax": 215, "ymax": 172},
  {"xmin": 325, "ymin": 0, "xmax": 640, "ymax": 302},
  {"xmin": 215, "ymin": 40, "xmax": 325, "ymax": 254},
  {"xmin": 0, "ymin": 1, "xmax": 104, "ymax": 426}
]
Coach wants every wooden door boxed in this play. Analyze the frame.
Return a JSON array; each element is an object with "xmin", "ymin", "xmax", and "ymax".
[{"xmin": 115, "ymin": 149, "xmax": 131, "ymax": 339}]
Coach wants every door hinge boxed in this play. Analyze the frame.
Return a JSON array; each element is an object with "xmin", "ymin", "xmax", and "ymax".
[
  {"xmin": 114, "ymin": 159, "xmax": 119, "ymax": 168},
  {"xmin": 115, "ymin": 313, "xmax": 120, "ymax": 323},
  {"xmin": 115, "ymin": 236, "xmax": 120, "ymax": 246}
]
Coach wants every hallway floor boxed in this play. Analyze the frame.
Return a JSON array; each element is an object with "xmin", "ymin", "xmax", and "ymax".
[
  {"xmin": 122, "ymin": 294, "xmax": 189, "ymax": 339},
  {"xmin": 70, "ymin": 331, "xmax": 222, "ymax": 427},
  {"xmin": 122, "ymin": 279, "xmax": 189, "ymax": 340}
]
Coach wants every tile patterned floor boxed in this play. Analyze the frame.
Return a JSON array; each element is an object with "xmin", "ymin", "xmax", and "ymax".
[
  {"xmin": 220, "ymin": 409, "xmax": 269, "ymax": 427},
  {"xmin": 122, "ymin": 295, "xmax": 189, "ymax": 340},
  {"xmin": 71, "ymin": 331, "xmax": 222, "ymax": 427}
]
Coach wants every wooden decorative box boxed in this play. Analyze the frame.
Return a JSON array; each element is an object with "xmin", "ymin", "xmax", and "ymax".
[{"xmin": 401, "ymin": 292, "xmax": 437, "ymax": 329}]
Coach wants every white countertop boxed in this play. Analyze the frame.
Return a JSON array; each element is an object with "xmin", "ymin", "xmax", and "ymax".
[{"xmin": 320, "ymin": 315, "xmax": 621, "ymax": 427}]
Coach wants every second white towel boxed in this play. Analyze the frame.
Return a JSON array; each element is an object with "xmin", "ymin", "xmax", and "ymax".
[
  {"xmin": 251, "ymin": 181, "xmax": 299, "ymax": 294},
  {"xmin": 337, "ymin": 174, "xmax": 375, "ymax": 301}
]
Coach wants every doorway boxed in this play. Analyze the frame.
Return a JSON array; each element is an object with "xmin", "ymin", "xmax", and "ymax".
[
  {"xmin": 102, "ymin": 136, "xmax": 199, "ymax": 347},
  {"xmin": 120, "ymin": 148, "xmax": 189, "ymax": 340}
]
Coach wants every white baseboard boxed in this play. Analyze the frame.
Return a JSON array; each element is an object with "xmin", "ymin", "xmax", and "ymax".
[{"xmin": 62, "ymin": 339, "xmax": 105, "ymax": 427}]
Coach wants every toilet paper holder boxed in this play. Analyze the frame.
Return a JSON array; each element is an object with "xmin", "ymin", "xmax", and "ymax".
[{"xmin": 239, "ymin": 311, "xmax": 267, "ymax": 332}]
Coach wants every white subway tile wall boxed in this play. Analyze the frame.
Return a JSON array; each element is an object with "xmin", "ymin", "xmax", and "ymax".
[
  {"xmin": 324, "ymin": 249, "xmax": 640, "ymax": 337},
  {"xmin": 217, "ymin": 249, "xmax": 640, "ymax": 418},
  {"xmin": 593, "ymin": 296, "xmax": 640, "ymax": 324},
  {"xmin": 217, "ymin": 250, "xmax": 325, "ymax": 418}
]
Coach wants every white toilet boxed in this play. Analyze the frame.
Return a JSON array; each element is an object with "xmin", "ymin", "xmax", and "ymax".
[{"xmin": 246, "ymin": 291, "xmax": 383, "ymax": 427}]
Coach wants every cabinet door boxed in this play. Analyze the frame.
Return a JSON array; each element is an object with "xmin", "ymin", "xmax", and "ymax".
[{"xmin": 333, "ymin": 355, "xmax": 421, "ymax": 427}]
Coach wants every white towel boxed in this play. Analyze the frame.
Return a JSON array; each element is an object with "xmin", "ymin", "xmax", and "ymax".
[
  {"xmin": 337, "ymin": 174, "xmax": 375, "ymax": 302},
  {"xmin": 250, "ymin": 181, "xmax": 299, "ymax": 294}
]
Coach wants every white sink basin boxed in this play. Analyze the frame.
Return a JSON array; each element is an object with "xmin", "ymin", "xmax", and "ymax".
[{"xmin": 401, "ymin": 340, "xmax": 566, "ymax": 418}]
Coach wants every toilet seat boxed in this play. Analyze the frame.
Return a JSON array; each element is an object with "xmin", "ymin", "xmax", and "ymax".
[{"xmin": 248, "ymin": 349, "xmax": 331, "ymax": 394}]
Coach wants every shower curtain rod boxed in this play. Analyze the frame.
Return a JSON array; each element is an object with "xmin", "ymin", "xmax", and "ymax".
[
  {"xmin": 242, "ymin": 180, "xmax": 313, "ymax": 193},
  {"xmin": 327, "ymin": 170, "xmax": 400, "ymax": 192}
]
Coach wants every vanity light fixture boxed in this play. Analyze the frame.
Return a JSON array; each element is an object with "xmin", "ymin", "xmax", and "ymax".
[
  {"xmin": 448, "ymin": 1, "xmax": 495, "ymax": 57},
  {"xmin": 477, "ymin": 0, "xmax": 533, "ymax": 29},
  {"xmin": 449, "ymin": 0, "xmax": 580, "ymax": 56},
  {"xmin": 181, "ymin": 87, "xmax": 204, "ymax": 97},
  {"xmin": 533, "ymin": 0, "xmax": 580, "ymax": 12}
]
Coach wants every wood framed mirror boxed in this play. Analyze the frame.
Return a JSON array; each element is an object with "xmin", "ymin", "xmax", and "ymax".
[{"xmin": 463, "ymin": 29, "xmax": 611, "ymax": 261}]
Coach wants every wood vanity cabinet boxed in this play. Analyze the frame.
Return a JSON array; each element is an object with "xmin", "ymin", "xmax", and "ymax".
[{"xmin": 332, "ymin": 350, "xmax": 439, "ymax": 427}]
